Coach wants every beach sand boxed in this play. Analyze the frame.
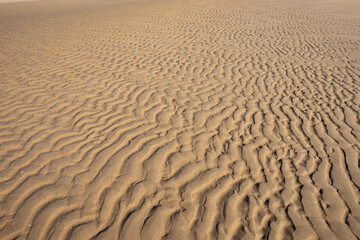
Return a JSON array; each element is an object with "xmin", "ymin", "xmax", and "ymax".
[
  {"xmin": 0, "ymin": 0, "xmax": 359, "ymax": 239},
  {"xmin": 0, "ymin": 0, "xmax": 36, "ymax": 3}
]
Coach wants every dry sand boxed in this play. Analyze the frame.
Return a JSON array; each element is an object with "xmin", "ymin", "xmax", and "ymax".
[
  {"xmin": 0, "ymin": 0, "xmax": 359, "ymax": 239},
  {"xmin": 0, "ymin": 0, "xmax": 36, "ymax": 3}
]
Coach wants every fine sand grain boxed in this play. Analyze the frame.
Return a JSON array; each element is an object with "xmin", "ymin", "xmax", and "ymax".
[{"xmin": 0, "ymin": 0, "xmax": 359, "ymax": 239}]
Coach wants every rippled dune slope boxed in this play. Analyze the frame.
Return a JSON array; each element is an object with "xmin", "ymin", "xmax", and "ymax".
[{"xmin": 0, "ymin": 0, "xmax": 359, "ymax": 239}]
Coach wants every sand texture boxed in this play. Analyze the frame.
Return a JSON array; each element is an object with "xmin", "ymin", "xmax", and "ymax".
[
  {"xmin": 0, "ymin": 1, "xmax": 34, "ymax": 3},
  {"xmin": 0, "ymin": 0, "xmax": 359, "ymax": 239}
]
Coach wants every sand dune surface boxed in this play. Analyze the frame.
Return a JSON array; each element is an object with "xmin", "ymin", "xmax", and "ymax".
[{"xmin": 0, "ymin": 0, "xmax": 359, "ymax": 239}]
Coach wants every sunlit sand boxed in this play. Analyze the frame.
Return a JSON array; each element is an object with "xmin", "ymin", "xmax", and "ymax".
[{"xmin": 0, "ymin": 0, "xmax": 359, "ymax": 239}]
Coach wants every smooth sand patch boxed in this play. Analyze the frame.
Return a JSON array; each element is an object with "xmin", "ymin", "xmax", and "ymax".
[{"xmin": 0, "ymin": 0, "xmax": 36, "ymax": 3}]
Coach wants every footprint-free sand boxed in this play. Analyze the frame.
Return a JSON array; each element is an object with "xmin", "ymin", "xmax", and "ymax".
[{"xmin": 0, "ymin": 0, "xmax": 359, "ymax": 239}]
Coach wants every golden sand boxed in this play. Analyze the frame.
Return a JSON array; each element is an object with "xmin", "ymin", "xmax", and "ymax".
[{"xmin": 0, "ymin": 0, "xmax": 359, "ymax": 239}]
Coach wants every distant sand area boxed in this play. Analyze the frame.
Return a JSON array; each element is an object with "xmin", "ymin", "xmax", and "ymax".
[
  {"xmin": 0, "ymin": 0, "xmax": 359, "ymax": 239},
  {"xmin": 0, "ymin": 0, "xmax": 36, "ymax": 3}
]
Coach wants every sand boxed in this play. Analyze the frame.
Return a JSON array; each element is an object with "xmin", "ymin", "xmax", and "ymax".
[
  {"xmin": 0, "ymin": 0, "xmax": 359, "ymax": 239},
  {"xmin": 0, "ymin": 0, "xmax": 34, "ymax": 2}
]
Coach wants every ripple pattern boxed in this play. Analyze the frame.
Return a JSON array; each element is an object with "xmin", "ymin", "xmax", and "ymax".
[{"xmin": 0, "ymin": 0, "xmax": 359, "ymax": 239}]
